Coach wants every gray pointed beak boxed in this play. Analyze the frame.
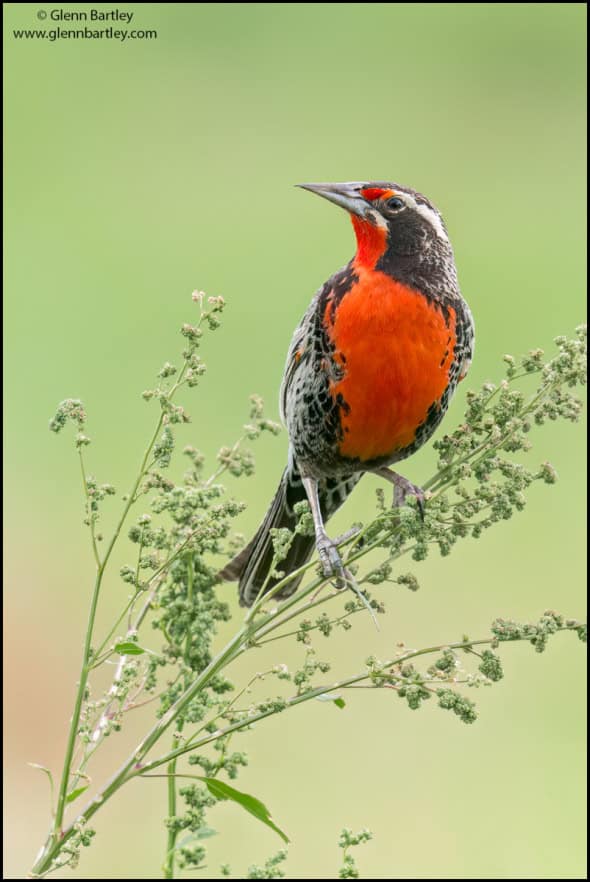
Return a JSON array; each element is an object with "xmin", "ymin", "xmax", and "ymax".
[{"xmin": 297, "ymin": 181, "xmax": 371, "ymax": 218}]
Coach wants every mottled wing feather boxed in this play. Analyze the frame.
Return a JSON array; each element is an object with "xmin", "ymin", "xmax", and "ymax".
[{"xmin": 279, "ymin": 322, "xmax": 308, "ymax": 425}]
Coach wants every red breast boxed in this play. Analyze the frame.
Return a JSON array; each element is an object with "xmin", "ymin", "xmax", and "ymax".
[{"xmin": 322, "ymin": 218, "xmax": 457, "ymax": 462}]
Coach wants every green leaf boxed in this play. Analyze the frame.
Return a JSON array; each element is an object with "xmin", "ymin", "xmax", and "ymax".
[
  {"xmin": 198, "ymin": 777, "xmax": 289, "ymax": 844},
  {"xmin": 316, "ymin": 692, "xmax": 346, "ymax": 709},
  {"xmin": 114, "ymin": 641, "xmax": 146, "ymax": 656},
  {"xmin": 185, "ymin": 826, "xmax": 217, "ymax": 841},
  {"xmin": 66, "ymin": 785, "xmax": 89, "ymax": 804},
  {"xmin": 28, "ymin": 763, "xmax": 55, "ymax": 813},
  {"xmin": 166, "ymin": 828, "xmax": 218, "ymax": 859}
]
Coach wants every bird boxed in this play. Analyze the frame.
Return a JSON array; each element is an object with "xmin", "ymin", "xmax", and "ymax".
[{"xmin": 220, "ymin": 181, "xmax": 475, "ymax": 607}]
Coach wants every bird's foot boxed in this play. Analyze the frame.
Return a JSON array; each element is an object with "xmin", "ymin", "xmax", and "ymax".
[
  {"xmin": 373, "ymin": 468, "xmax": 426, "ymax": 520},
  {"xmin": 391, "ymin": 475, "xmax": 425, "ymax": 520},
  {"xmin": 315, "ymin": 527, "xmax": 359, "ymax": 588},
  {"xmin": 311, "ymin": 529, "xmax": 379, "ymax": 630}
]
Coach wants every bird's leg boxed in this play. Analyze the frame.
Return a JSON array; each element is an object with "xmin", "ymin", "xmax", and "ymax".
[
  {"xmin": 301, "ymin": 475, "xmax": 353, "ymax": 587},
  {"xmin": 372, "ymin": 467, "xmax": 426, "ymax": 520}
]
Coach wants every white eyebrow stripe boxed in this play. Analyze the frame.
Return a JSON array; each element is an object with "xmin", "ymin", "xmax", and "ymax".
[{"xmin": 402, "ymin": 193, "xmax": 449, "ymax": 241}]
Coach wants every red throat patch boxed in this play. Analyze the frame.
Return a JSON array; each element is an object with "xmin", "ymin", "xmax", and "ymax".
[{"xmin": 351, "ymin": 215, "xmax": 388, "ymax": 269}]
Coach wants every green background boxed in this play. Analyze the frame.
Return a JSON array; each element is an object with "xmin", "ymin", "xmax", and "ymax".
[{"xmin": 4, "ymin": 3, "xmax": 586, "ymax": 878}]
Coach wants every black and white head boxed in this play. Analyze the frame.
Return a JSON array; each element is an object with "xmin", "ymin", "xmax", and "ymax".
[{"xmin": 298, "ymin": 180, "xmax": 451, "ymax": 258}]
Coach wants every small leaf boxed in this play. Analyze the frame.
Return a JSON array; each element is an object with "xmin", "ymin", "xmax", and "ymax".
[
  {"xmin": 114, "ymin": 642, "xmax": 146, "ymax": 656},
  {"xmin": 168, "ymin": 828, "xmax": 218, "ymax": 857},
  {"xmin": 316, "ymin": 692, "xmax": 346, "ymax": 709},
  {"xmin": 28, "ymin": 763, "xmax": 55, "ymax": 814},
  {"xmin": 177, "ymin": 826, "xmax": 217, "ymax": 844},
  {"xmin": 66, "ymin": 785, "xmax": 89, "ymax": 804},
  {"xmin": 188, "ymin": 826, "xmax": 217, "ymax": 841},
  {"xmin": 198, "ymin": 777, "xmax": 289, "ymax": 844}
]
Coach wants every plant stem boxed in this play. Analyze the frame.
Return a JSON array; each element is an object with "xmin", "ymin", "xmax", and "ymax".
[
  {"xmin": 78, "ymin": 449, "xmax": 102, "ymax": 570},
  {"xmin": 39, "ymin": 406, "xmax": 173, "ymax": 865},
  {"xmin": 163, "ymin": 556, "xmax": 195, "ymax": 879},
  {"xmin": 50, "ymin": 568, "xmax": 102, "ymax": 842},
  {"xmin": 163, "ymin": 746, "xmax": 179, "ymax": 879},
  {"xmin": 46, "ymin": 359, "xmax": 198, "ymax": 851},
  {"xmin": 31, "ymin": 618, "xmax": 248, "ymax": 876},
  {"xmin": 141, "ymin": 625, "xmax": 581, "ymax": 771}
]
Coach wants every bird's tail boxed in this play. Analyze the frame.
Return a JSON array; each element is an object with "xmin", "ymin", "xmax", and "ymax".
[{"xmin": 219, "ymin": 464, "xmax": 360, "ymax": 607}]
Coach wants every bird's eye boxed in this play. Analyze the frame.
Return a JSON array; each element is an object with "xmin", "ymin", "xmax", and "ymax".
[{"xmin": 386, "ymin": 196, "xmax": 405, "ymax": 211}]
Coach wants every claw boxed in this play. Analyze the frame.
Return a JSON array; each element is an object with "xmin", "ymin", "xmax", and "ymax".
[
  {"xmin": 416, "ymin": 494, "xmax": 425, "ymax": 522},
  {"xmin": 400, "ymin": 483, "xmax": 425, "ymax": 521},
  {"xmin": 378, "ymin": 468, "xmax": 426, "ymax": 521}
]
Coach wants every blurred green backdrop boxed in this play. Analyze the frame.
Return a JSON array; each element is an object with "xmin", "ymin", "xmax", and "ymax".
[{"xmin": 4, "ymin": 3, "xmax": 586, "ymax": 879}]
